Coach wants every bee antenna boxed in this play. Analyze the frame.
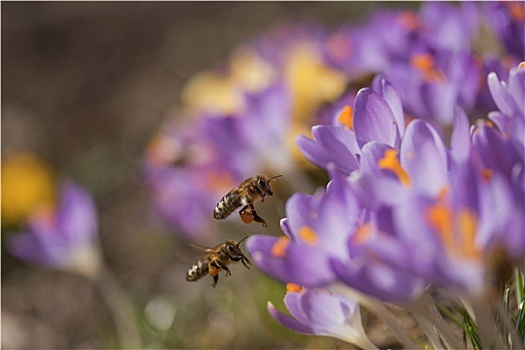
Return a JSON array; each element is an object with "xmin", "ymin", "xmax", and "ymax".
[
  {"xmin": 238, "ymin": 235, "xmax": 250, "ymax": 245},
  {"xmin": 269, "ymin": 174, "xmax": 283, "ymax": 182}
]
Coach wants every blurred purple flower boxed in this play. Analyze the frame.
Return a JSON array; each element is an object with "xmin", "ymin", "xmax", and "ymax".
[
  {"xmin": 268, "ymin": 284, "xmax": 377, "ymax": 348},
  {"xmin": 324, "ymin": 3, "xmax": 483, "ymax": 129},
  {"xmin": 483, "ymin": 2, "xmax": 525, "ymax": 59},
  {"xmin": 144, "ymin": 119, "xmax": 241, "ymax": 239},
  {"xmin": 8, "ymin": 181, "xmax": 102, "ymax": 277},
  {"xmin": 144, "ymin": 83, "xmax": 295, "ymax": 239}
]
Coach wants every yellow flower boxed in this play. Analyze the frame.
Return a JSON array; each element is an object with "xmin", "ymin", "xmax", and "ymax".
[
  {"xmin": 2, "ymin": 152, "xmax": 55, "ymax": 226},
  {"xmin": 285, "ymin": 43, "xmax": 347, "ymax": 120}
]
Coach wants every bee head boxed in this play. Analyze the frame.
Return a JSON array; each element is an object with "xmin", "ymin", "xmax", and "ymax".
[
  {"xmin": 225, "ymin": 236, "xmax": 249, "ymax": 259},
  {"xmin": 256, "ymin": 174, "xmax": 282, "ymax": 196}
]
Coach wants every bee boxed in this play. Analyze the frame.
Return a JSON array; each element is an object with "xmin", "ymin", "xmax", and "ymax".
[
  {"xmin": 213, "ymin": 174, "xmax": 282, "ymax": 228},
  {"xmin": 185, "ymin": 236, "xmax": 251, "ymax": 287}
]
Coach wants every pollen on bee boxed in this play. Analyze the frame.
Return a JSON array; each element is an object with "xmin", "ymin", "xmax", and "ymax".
[
  {"xmin": 271, "ymin": 236, "xmax": 290, "ymax": 258},
  {"xmin": 209, "ymin": 266, "xmax": 219, "ymax": 276}
]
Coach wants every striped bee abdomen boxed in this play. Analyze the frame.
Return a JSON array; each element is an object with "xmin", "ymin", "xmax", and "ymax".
[
  {"xmin": 186, "ymin": 259, "xmax": 210, "ymax": 282},
  {"xmin": 213, "ymin": 191, "xmax": 242, "ymax": 219}
]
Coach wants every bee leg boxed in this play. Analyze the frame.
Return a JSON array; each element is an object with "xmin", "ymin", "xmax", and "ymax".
[
  {"xmin": 239, "ymin": 204, "xmax": 267, "ymax": 228},
  {"xmin": 213, "ymin": 258, "xmax": 231, "ymax": 276},
  {"xmin": 212, "ymin": 274, "xmax": 219, "ymax": 288},
  {"xmin": 241, "ymin": 257, "xmax": 251, "ymax": 269},
  {"xmin": 232, "ymin": 256, "xmax": 251, "ymax": 269}
]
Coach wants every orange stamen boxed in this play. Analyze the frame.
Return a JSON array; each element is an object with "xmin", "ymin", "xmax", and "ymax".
[
  {"xmin": 519, "ymin": 62, "xmax": 525, "ymax": 70},
  {"xmin": 338, "ymin": 105, "xmax": 354, "ymax": 130},
  {"xmin": 397, "ymin": 11, "xmax": 421, "ymax": 31},
  {"xmin": 286, "ymin": 282, "xmax": 303, "ymax": 293},
  {"xmin": 298, "ymin": 226, "xmax": 319, "ymax": 245},
  {"xmin": 352, "ymin": 223, "xmax": 373, "ymax": 244},
  {"xmin": 508, "ymin": 2, "xmax": 524, "ymax": 21},
  {"xmin": 410, "ymin": 54, "xmax": 445, "ymax": 82},
  {"xmin": 378, "ymin": 149, "xmax": 411, "ymax": 186},
  {"xmin": 427, "ymin": 205, "xmax": 455, "ymax": 251},
  {"xmin": 481, "ymin": 168, "xmax": 494, "ymax": 182},
  {"xmin": 437, "ymin": 186, "xmax": 449, "ymax": 203},
  {"xmin": 271, "ymin": 236, "xmax": 290, "ymax": 258},
  {"xmin": 458, "ymin": 210, "xmax": 481, "ymax": 260}
]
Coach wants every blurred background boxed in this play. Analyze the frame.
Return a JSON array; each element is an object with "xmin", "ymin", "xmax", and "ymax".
[{"xmin": 2, "ymin": 2, "xmax": 415, "ymax": 349}]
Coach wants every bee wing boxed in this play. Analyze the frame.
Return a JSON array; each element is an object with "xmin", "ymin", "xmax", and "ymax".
[{"xmin": 188, "ymin": 243, "xmax": 214, "ymax": 253}]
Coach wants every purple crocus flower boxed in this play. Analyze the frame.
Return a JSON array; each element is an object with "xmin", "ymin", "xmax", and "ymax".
[
  {"xmin": 268, "ymin": 284, "xmax": 377, "ymax": 349},
  {"xmin": 297, "ymin": 78, "xmax": 404, "ymax": 177},
  {"xmin": 486, "ymin": 63, "xmax": 525, "ymax": 145},
  {"xmin": 8, "ymin": 181, "xmax": 102, "ymax": 277}
]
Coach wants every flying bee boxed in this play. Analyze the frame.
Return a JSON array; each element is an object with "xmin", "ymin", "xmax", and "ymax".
[
  {"xmin": 213, "ymin": 174, "xmax": 282, "ymax": 228},
  {"xmin": 185, "ymin": 236, "xmax": 251, "ymax": 288}
]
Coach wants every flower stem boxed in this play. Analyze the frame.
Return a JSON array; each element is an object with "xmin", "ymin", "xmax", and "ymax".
[
  {"xmin": 93, "ymin": 265, "xmax": 142, "ymax": 348},
  {"xmin": 329, "ymin": 283, "xmax": 418, "ymax": 349},
  {"xmin": 407, "ymin": 294, "xmax": 464, "ymax": 349}
]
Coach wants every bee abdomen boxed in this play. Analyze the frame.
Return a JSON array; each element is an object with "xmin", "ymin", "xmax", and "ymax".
[
  {"xmin": 213, "ymin": 192, "xmax": 240, "ymax": 219},
  {"xmin": 186, "ymin": 259, "xmax": 209, "ymax": 282}
]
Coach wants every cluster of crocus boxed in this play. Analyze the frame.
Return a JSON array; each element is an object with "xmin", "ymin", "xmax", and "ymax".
[
  {"xmin": 247, "ymin": 64, "xmax": 525, "ymax": 346},
  {"xmin": 247, "ymin": 61, "xmax": 525, "ymax": 348}
]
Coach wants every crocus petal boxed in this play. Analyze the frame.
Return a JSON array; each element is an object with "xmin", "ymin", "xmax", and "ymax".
[
  {"xmin": 372, "ymin": 76, "xmax": 405, "ymax": 136},
  {"xmin": 508, "ymin": 67, "xmax": 525, "ymax": 112},
  {"xmin": 285, "ymin": 244, "xmax": 334, "ymax": 287},
  {"xmin": 420, "ymin": 81, "xmax": 457, "ymax": 125},
  {"xmin": 488, "ymin": 72, "xmax": 515, "ymax": 116},
  {"xmin": 284, "ymin": 290, "xmax": 311, "ymax": 325},
  {"xmin": 401, "ymin": 119, "xmax": 448, "ymax": 196},
  {"xmin": 9, "ymin": 232, "xmax": 66, "ymax": 268},
  {"xmin": 284, "ymin": 193, "xmax": 315, "ymax": 240},
  {"xmin": 246, "ymin": 235, "xmax": 291, "ymax": 282},
  {"xmin": 312, "ymin": 126, "xmax": 360, "ymax": 172},
  {"xmin": 297, "ymin": 135, "xmax": 334, "ymax": 169},
  {"xmin": 303, "ymin": 289, "xmax": 352, "ymax": 333},
  {"xmin": 477, "ymin": 172, "xmax": 515, "ymax": 250},
  {"xmin": 450, "ymin": 106, "xmax": 471, "ymax": 164},
  {"xmin": 56, "ymin": 181, "xmax": 98, "ymax": 245},
  {"xmin": 297, "ymin": 126, "xmax": 360, "ymax": 174},
  {"xmin": 267, "ymin": 302, "xmax": 314, "ymax": 335},
  {"xmin": 353, "ymin": 88, "xmax": 400, "ymax": 149}
]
